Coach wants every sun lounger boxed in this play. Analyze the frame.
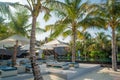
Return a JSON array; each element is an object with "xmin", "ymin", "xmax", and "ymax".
[
  {"xmin": 53, "ymin": 62, "xmax": 69, "ymax": 70},
  {"xmin": 46, "ymin": 61, "xmax": 69, "ymax": 69},
  {"xmin": 0, "ymin": 66, "xmax": 17, "ymax": 77}
]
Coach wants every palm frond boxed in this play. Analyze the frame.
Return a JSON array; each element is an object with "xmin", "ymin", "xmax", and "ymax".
[
  {"xmin": 8, "ymin": 8, "xmax": 30, "ymax": 36},
  {"xmin": 49, "ymin": 23, "xmax": 67, "ymax": 39},
  {"xmin": 0, "ymin": 2, "xmax": 19, "ymax": 17},
  {"xmin": 45, "ymin": 24, "xmax": 55, "ymax": 31},
  {"xmin": 77, "ymin": 30, "xmax": 84, "ymax": 39},
  {"xmin": 79, "ymin": 16, "xmax": 106, "ymax": 29},
  {"xmin": 62, "ymin": 30, "xmax": 72, "ymax": 38},
  {"xmin": 41, "ymin": 6, "xmax": 51, "ymax": 21},
  {"xmin": 36, "ymin": 28, "xmax": 45, "ymax": 33}
]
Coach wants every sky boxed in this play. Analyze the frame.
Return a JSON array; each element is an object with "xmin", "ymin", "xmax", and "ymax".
[{"xmin": 0, "ymin": 0, "xmax": 111, "ymax": 42}]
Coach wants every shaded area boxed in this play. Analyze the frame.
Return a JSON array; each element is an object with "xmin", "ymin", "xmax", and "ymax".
[{"xmin": 0, "ymin": 47, "xmax": 29, "ymax": 60}]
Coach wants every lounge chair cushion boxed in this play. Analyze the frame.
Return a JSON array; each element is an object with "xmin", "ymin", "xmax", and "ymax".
[{"xmin": 0, "ymin": 66, "xmax": 17, "ymax": 71}]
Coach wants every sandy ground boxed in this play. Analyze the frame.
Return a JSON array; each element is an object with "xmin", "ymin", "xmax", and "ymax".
[
  {"xmin": 43, "ymin": 67, "xmax": 120, "ymax": 80},
  {"xmin": 0, "ymin": 64, "xmax": 120, "ymax": 80},
  {"xmin": 73, "ymin": 68, "xmax": 120, "ymax": 80}
]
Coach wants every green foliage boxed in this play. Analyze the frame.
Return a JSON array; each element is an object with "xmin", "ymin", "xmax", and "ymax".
[
  {"xmin": 8, "ymin": 8, "xmax": 30, "ymax": 37},
  {"xmin": 42, "ymin": 53, "xmax": 45, "ymax": 59},
  {"xmin": 0, "ymin": 2, "xmax": 19, "ymax": 17},
  {"xmin": 0, "ymin": 16, "xmax": 11, "ymax": 39},
  {"xmin": 44, "ymin": 13, "xmax": 51, "ymax": 22},
  {"xmin": 117, "ymin": 53, "xmax": 120, "ymax": 61},
  {"xmin": 90, "ymin": 51, "xmax": 98, "ymax": 57},
  {"xmin": 67, "ymin": 52, "xmax": 71, "ymax": 60}
]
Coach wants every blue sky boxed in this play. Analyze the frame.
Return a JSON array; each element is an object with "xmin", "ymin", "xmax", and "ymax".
[{"xmin": 0, "ymin": 0, "xmax": 110, "ymax": 42}]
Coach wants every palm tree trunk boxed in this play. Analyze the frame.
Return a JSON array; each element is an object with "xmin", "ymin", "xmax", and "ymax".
[
  {"xmin": 111, "ymin": 28, "xmax": 117, "ymax": 71},
  {"xmin": 30, "ymin": 16, "xmax": 43, "ymax": 80},
  {"xmin": 12, "ymin": 40, "xmax": 18, "ymax": 67},
  {"xmin": 72, "ymin": 22, "xmax": 76, "ymax": 62}
]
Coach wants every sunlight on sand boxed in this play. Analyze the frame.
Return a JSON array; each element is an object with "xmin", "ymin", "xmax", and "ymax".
[
  {"xmin": 73, "ymin": 68, "xmax": 114, "ymax": 80},
  {"xmin": 49, "ymin": 75, "xmax": 65, "ymax": 80},
  {"xmin": 99, "ymin": 68, "xmax": 120, "ymax": 74},
  {"xmin": 26, "ymin": 68, "xmax": 120, "ymax": 80}
]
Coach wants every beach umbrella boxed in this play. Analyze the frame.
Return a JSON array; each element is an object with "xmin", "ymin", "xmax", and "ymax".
[
  {"xmin": 0, "ymin": 34, "xmax": 30, "ymax": 47},
  {"xmin": 0, "ymin": 34, "xmax": 30, "ymax": 67},
  {"xmin": 40, "ymin": 40, "xmax": 69, "ymax": 50}
]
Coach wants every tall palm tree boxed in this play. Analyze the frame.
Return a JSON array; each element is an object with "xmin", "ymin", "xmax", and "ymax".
[
  {"xmin": 7, "ymin": 8, "xmax": 31, "ymax": 67},
  {"xmin": 46, "ymin": 0, "xmax": 90, "ymax": 62},
  {"xmin": 0, "ymin": 2, "xmax": 26, "ymax": 67},
  {"xmin": 82, "ymin": 0, "xmax": 120, "ymax": 71},
  {"xmin": 19, "ymin": 0, "xmax": 50, "ymax": 80}
]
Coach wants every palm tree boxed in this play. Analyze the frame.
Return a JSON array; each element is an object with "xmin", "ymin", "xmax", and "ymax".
[
  {"xmin": 46, "ymin": 0, "xmax": 90, "ymax": 62},
  {"xmin": 82, "ymin": 32, "xmax": 92, "ymax": 61},
  {"xmin": 93, "ymin": 32, "xmax": 111, "ymax": 61},
  {"xmin": 19, "ymin": 0, "xmax": 50, "ymax": 80},
  {"xmin": 7, "ymin": 8, "xmax": 31, "ymax": 67},
  {"xmin": 0, "ymin": 2, "xmax": 20, "ymax": 67},
  {"xmin": 82, "ymin": 0, "xmax": 120, "ymax": 71},
  {"xmin": 94, "ymin": 32, "xmax": 110, "ymax": 51}
]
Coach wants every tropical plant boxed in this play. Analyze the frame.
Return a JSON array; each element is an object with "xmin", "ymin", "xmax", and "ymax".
[
  {"xmin": 0, "ymin": 2, "xmax": 18, "ymax": 17},
  {"xmin": 89, "ymin": 32, "xmax": 111, "ymax": 62},
  {"xmin": 19, "ymin": 0, "xmax": 50, "ymax": 80},
  {"xmin": 82, "ymin": 0, "xmax": 120, "ymax": 71},
  {"xmin": 0, "ymin": 1, "xmax": 20, "ymax": 39},
  {"xmin": 8, "ymin": 8, "xmax": 30, "ymax": 37},
  {"xmin": 94, "ymin": 32, "xmax": 111, "ymax": 52},
  {"xmin": 46, "ymin": 0, "xmax": 90, "ymax": 62},
  {"xmin": 6, "ymin": 8, "xmax": 31, "ymax": 67},
  {"xmin": 0, "ymin": 2, "xmax": 21, "ymax": 67}
]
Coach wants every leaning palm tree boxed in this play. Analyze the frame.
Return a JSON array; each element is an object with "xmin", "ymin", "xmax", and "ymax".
[
  {"xmin": 46, "ymin": 0, "xmax": 90, "ymax": 62},
  {"xmin": 81, "ymin": 0, "xmax": 120, "ymax": 71},
  {"xmin": 19, "ymin": 0, "xmax": 50, "ymax": 80}
]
